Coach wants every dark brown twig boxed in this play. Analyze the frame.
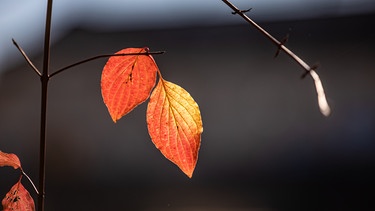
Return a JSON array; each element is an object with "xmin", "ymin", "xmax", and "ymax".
[
  {"xmin": 49, "ymin": 51, "xmax": 165, "ymax": 78},
  {"xmin": 12, "ymin": 39, "xmax": 42, "ymax": 76}
]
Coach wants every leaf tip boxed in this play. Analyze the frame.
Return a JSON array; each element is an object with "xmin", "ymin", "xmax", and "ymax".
[
  {"xmin": 185, "ymin": 171, "xmax": 194, "ymax": 179},
  {"xmin": 111, "ymin": 115, "xmax": 118, "ymax": 123},
  {"xmin": 181, "ymin": 158, "xmax": 199, "ymax": 178}
]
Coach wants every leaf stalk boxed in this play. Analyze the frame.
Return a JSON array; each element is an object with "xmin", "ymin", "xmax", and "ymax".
[{"xmin": 21, "ymin": 170, "xmax": 40, "ymax": 195}]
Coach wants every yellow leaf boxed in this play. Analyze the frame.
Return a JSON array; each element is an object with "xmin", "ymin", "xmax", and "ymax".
[{"xmin": 147, "ymin": 78, "xmax": 203, "ymax": 178}]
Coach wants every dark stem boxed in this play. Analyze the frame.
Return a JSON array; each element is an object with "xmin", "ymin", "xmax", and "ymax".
[
  {"xmin": 12, "ymin": 39, "xmax": 41, "ymax": 76},
  {"xmin": 39, "ymin": 0, "xmax": 53, "ymax": 210},
  {"xmin": 38, "ymin": 77, "xmax": 48, "ymax": 211},
  {"xmin": 49, "ymin": 51, "xmax": 165, "ymax": 78},
  {"xmin": 221, "ymin": 0, "xmax": 331, "ymax": 116}
]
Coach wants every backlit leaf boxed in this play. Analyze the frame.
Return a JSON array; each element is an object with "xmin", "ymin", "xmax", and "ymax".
[
  {"xmin": 2, "ymin": 176, "xmax": 35, "ymax": 211},
  {"xmin": 0, "ymin": 151, "xmax": 21, "ymax": 170},
  {"xmin": 101, "ymin": 47, "xmax": 158, "ymax": 122},
  {"xmin": 147, "ymin": 78, "xmax": 203, "ymax": 178}
]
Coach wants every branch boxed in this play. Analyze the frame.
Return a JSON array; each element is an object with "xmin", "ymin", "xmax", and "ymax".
[
  {"xmin": 38, "ymin": 1, "xmax": 54, "ymax": 211},
  {"xmin": 221, "ymin": 0, "xmax": 331, "ymax": 116},
  {"xmin": 12, "ymin": 39, "xmax": 42, "ymax": 77},
  {"xmin": 49, "ymin": 51, "xmax": 165, "ymax": 78}
]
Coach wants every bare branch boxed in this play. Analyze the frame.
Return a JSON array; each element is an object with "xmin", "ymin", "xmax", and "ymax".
[
  {"xmin": 12, "ymin": 39, "xmax": 42, "ymax": 77},
  {"xmin": 49, "ymin": 51, "xmax": 165, "ymax": 78},
  {"xmin": 222, "ymin": 0, "xmax": 331, "ymax": 116}
]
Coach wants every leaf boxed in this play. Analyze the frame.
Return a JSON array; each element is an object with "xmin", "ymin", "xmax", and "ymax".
[
  {"xmin": 0, "ymin": 151, "xmax": 21, "ymax": 170},
  {"xmin": 101, "ymin": 47, "xmax": 158, "ymax": 122},
  {"xmin": 2, "ymin": 176, "xmax": 35, "ymax": 211},
  {"xmin": 147, "ymin": 78, "xmax": 203, "ymax": 178}
]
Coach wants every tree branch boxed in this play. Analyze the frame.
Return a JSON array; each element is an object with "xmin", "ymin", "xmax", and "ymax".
[
  {"xmin": 221, "ymin": 0, "xmax": 331, "ymax": 116},
  {"xmin": 38, "ymin": 0, "xmax": 53, "ymax": 210},
  {"xmin": 12, "ymin": 39, "xmax": 42, "ymax": 77},
  {"xmin": 49, "ymin": 51, "xmax": 165, "ymax": 78}
]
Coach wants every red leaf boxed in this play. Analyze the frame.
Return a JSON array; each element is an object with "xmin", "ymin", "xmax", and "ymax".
[
  {"xmin": 2, "ymin": 176, "xmax": 35, "ymax": 211},
  {"xmin": 147, "ymin": 78, "xmax": 203, "ymax": 178},
  {"xmin": 0, "ymin": 151, "xmax": 21, "ymax": 170},
  {"xmin": 101, "ymin": 47, "xmax": 158, "ymax": 122}
]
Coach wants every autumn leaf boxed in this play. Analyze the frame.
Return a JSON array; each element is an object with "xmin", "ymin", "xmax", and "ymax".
[
  {"xmin": 0, "ymin": 151, "xmax": 21, "ymax": 170},
  {"xmin": 101, "ymin": 47, "xmax": 158, "ymax": 122},
  {"xmin": 147, "ymin": 78, "xmax": 203, "ymax": 178},
  {"xmin": 2, "ymin": 176, "xmax": 35, "ymax": 211}
]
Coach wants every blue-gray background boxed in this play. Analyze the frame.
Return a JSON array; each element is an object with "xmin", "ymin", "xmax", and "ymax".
[{"xmin": 1, "ymin": 1, "xmax": 374, "ymax": 210}]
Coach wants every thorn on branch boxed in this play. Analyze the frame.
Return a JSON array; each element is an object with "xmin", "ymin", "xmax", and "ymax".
[
  {"xmin": 222, "ymin": 0, "xmax": 331, "ymax": 116},
  {"xmin": 232, "ymin": 8, "xmax": 252, "ymax": 15},
  {"xmin": 301, "ymin": 63, "xmax": 319, "ymax": 79},
  {"xmin": 275, "ymin": 34, "xmax": 289, "ymax": 58}
]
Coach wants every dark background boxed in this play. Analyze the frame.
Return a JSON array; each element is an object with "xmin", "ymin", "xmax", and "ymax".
[{"xmin": 1, "ymin": 12, "xmax": 375, "ymax": 211}]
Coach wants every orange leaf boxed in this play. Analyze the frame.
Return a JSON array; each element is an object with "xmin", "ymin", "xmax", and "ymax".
[
  {"xmin": 101, "ymin": 47, "xmax": 158, "ymax": 122},
  {"xmin": 147, "ymin": 78, "xmax": 203, "ymax": 178},
  {"xmin": 0, "ymin": 151, "xmax": 21, "ymax": 170},
  {"xmin": 2, "ymin": 176, "xmax": 35, "ymax": 211}
]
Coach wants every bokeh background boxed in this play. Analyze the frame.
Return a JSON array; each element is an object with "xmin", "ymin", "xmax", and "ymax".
[{"xmin": 1, "ymin": 0, "xmax": 375, "ymax": 210}]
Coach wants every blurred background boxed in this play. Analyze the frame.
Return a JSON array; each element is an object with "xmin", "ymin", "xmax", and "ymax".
[{"xmin": 1, "ymin": 0, "xmax": 375, "ymax": 210}]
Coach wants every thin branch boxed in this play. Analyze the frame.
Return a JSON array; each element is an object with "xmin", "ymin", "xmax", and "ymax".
[
  {"xmin": 12, "ymin": 39, "xmax": 42, "ymax": 77},
  {"xmin": 49, "ymin": 51, "xmax": 165, "ymax": 78},
  {"xmin": 222, "ymin": 0, "xmax": 331, "ymax": 116}
]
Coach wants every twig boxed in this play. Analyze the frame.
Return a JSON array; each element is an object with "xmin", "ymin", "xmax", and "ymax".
[
  {"xmin": 49, "ymin": 51, "xmax": 165, "ymax": 78},
  {"xmin": 222, "ymin": 0, "xmax": 331, "ymax": 116},
  {"xmin": 12, "ymin": 39, "xmax": 42, "ymax": 77}
]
